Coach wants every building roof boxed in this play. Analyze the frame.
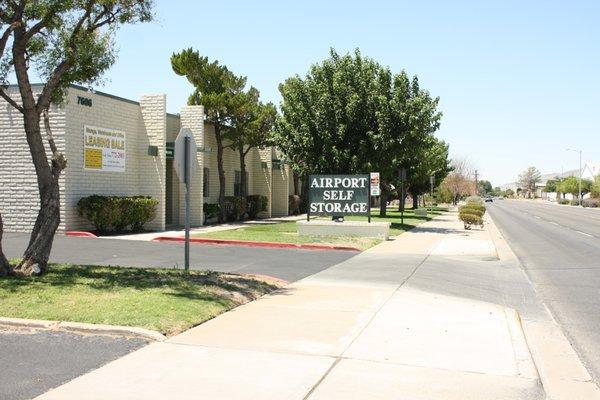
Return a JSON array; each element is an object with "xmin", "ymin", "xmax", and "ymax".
[{"xmin": 4, "ymin": 83, "xmax": 181, "ymax": 119}]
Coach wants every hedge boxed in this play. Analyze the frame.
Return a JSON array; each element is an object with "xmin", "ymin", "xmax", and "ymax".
[
  {"xmin": 459, "ymin": 212, "xmax": 483, "ymax": 229},
  {"xmin": 247, "ymin": 195, "xmax": 268, "ymax": 219},
  {"xmin": 582, "ymin": 198, "xmax": 599, "ymax": 208},
  {"xmin": 223, "ymin": 196, "xmax": 247, "ymax": 221},
  {"xmin": 460, "ymin": 203, "xmax": 486, "ymax": 215},
  {"xmin": 203, "ymin": 203, "xmax": 219, "ymax": 219},
  {"xmin": 458, "ymin": 203, "xmax": 485, "ymax": 229},
  {"xmin": 77, "ymin": 195, "xmax": 158, "ymax": 234},
  {"xmin": 465, "ymin": 196, "xmax": 483, "ymax": 205}
]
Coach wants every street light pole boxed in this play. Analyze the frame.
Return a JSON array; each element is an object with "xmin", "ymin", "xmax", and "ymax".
[{"xmin": 567, "ymin": 148, "xmax": 583, "ymax": 206}]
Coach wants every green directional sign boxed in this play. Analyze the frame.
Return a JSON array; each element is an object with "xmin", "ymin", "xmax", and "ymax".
[
  {"xmin": 308, "ymin": 174, "xmax": 370, "ymax": 217},
  {"xmin": 166, "ymin": 142, "xmax": 174, "ymax": 160}
]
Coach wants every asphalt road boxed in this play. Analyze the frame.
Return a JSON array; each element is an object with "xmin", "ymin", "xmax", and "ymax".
[
  {"xmin": 0, "ymin": 327, "xmax": 147, "ymax": 400},
  {"xmin": 3, "ymin": 233, "xmax": 355, "ymax": 282},
  {"xmin": 487, "ymin": 200, "xmax": 600, "ymax": 383}
]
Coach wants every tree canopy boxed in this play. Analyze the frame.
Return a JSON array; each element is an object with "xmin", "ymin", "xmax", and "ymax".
[
  {"xmin": 275, "ymin": 48, "xmax": 444, "ymax": 215},
  {"xmin": 518, "ymin": 166, "xmax": 542, "ymax": 198},
  {"xmin": 0, "ymin": 0, "xmax": 153, "ymax": 276}
]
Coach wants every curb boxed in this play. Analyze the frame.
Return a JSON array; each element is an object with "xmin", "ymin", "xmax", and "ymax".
[
  {"xmin": 0, "ymin": 317, "xmax": 166, "ymax": 342},
  {"xmin": 66, "ymin": 231, "xmax": 98, "ymax": 238},
  {"xmin": 152, "ymin": 236, "xmax": 361, "ymax": 252},
  {"xmin": 485, "ymin": 212, "xmax": 600, "ymax": 399}
]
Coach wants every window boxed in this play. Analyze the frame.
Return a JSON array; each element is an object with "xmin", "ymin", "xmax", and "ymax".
[
  {"xmin": 234, "ymin": 171, "xmax": 248, "ymax": 197},
  {"xmin": 203, "ymin": 168, "xmax": 209, "ymax": 197}
]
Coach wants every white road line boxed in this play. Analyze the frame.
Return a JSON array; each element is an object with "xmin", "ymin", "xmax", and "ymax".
[
  {"xmin": 575, "ymin": 230, "xmax": 594, "ymax": 238},
  {"xmin": 549, "ymin": 221, "xmax": 560, "ymax": 226}
]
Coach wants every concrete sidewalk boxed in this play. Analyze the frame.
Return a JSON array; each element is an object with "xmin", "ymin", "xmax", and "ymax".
[{"xmin": 35, "ymin": 211, "xmax": 598, "ymax": 399}]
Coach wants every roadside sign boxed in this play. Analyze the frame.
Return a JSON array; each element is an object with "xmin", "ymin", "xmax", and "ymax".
[
  {"xmin": 308, "ymin": 174, "xmax": 370, "ymax": 218},
  {"xmin": 174, "ymin": 128, "xmax": 197, "ymax": 183},
  {"xmin": 166, "ymin": 142, "xmax": 174, "ymax": 160},
  {"xmin": 370, "ymin": 172, "xmax": 380, "ymax": 196},
  {"xmin": 173, "ymin": 128, "xmax": 198, "ymax": 273}
]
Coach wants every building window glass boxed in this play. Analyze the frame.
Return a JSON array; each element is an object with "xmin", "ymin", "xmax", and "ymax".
[
  {"xmin": 234, "ymin": 171, "xmax": 248, "ymax": 197},
  {"xmin": 203, "ymin": 168, "xmax": 209, "ymax": 197}
]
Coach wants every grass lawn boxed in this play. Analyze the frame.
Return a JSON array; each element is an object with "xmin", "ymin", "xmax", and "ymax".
[
  {"xmin": 195, "ymin": 206, "xmax": 447, "ymax": 251},
  {"xmin": 0, "ymin": 264, "xmax": 282, "ymax": 336}
]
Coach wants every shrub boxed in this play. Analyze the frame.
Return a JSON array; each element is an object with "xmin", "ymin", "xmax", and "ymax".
[
  {"xmin": 460, "ymin": 203, "xmax": 486, "ymax": 215},
  {"xmin": 77, "ymin": 195, "xmax": 158, "ymax": 233},
  {"xmin": 288, "ymin": 195, "xmax": 301, "ymax": 215},
  {"xmin": 465, "ymin": 195, "xmax": 483, "ymax": 205},
  {"xmin": 203, "ymin": 203, "xmax": 219, "ymax": 220},
  {"xmin": 582, "ymin": 198, "xmax": 600, "ymax": 208},
  {"xmin": 459, "ymin": 211, "xmax": 483, "ymax": 229},
  {"xmin": 558, "ymin": 198, "xmax": 570, "ymax": 205},
  {"xmin": 246, "ymin": 195, "xmax": 268, "ymax": 219},
  {"xmin": 223, "ymin": 196, "xmax": 247, "ymax": 221},
  {"xmin": 570, "ymin": 199, "xmax": 580, "ymax": 206},
  {"xmin": 459, "ymin": 207, "xmax": 484, "ymax": 218}
]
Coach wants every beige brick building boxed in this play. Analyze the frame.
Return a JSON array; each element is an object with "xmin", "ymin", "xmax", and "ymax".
[{"xmin": 0, "ymin": 85, "xmax": 291, "ymax": 233}]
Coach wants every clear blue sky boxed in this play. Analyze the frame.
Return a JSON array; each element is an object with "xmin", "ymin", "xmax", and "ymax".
[{"xmin": 92, "ymin": 0, "xmax": 599, "ymax": 186}]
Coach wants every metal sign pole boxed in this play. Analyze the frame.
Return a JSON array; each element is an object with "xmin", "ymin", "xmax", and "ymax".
[
  {"xmin": 399, "ymin": 168, "xmax": 406, "ymax": 226},
  {"xmin": 184, "ymin": 136, "xmax": 190, "ymax": 273},
  {"xmin": 368, "ymin": 180, "xmax": 371, "ymax": 223},
  {"xmin": 307, "ymin": 175, "xmax": 311, "ymax": 222}
]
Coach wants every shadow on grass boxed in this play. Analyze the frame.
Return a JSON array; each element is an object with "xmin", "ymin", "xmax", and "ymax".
[{"xmin": 0, "ymin": 264, "xmax": 280, "ymax": 304}]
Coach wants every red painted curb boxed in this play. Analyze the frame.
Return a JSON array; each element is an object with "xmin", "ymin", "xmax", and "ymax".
[
  {"xmin": 152, "ymin": 236, "xmax": 361, "ymax": 252},
  {"xmin": 66, "ymin": 231, "xmax": 98, "ymax": 238}
]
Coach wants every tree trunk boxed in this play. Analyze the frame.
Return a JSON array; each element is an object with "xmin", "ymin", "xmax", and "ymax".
[
  {"xmin": 412, "ymin": 193, "xmax": 418, "ymax": 209},
  {"xmin": 300, "ymin": 174, "xmax": 309, "ymax": 213},
  {"xmin": 13, "ymin": 180, "xmax": 61, "ymax": 276},
  {"xmin": 239, "ymin": 146, "xmax": 247, "ymax": 198},
  {"xmin": 215, "ymin": 124, "xmax": 226, "ymax": 222},
  {"xmin": 293, "ymin": 171, "xmax": 299, "ymax": 196},
  {"xmin": 0, "ymin": 212, "xmax": 10, "ymax": 276},
  {"xmin": 379, "ymin": 188, "xmax": 387, "ymax": 217}
]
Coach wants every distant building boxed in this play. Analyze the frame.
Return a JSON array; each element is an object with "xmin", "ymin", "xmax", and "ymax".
[
  {"xmin": 0, "ymin": 85, "xmax": 293, "ymax": 233},
  {"xmin": 501, "ymin": 163, "xmax": 599, "ymax": 201}
]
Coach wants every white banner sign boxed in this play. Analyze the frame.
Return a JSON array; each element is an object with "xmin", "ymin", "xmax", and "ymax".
[
  {"xmin": 370, "ymin": 172, "xmax": 380, "ymax": 196},
  {"xmin": 84, "ymin": 125, "xmax": 126, "ymax": 172}
]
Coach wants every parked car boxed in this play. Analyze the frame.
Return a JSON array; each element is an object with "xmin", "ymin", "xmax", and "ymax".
[{"xmin": 484, "ymin": 197, "xmax": 493, "ymax": 203}]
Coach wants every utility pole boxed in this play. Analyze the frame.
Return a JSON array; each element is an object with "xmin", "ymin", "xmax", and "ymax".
[{"xmin": 474, "ymin": 170, "xmax": 479, "ymax": 196}]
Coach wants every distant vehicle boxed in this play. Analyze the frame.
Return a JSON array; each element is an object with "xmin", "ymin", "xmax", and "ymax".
[{"xmin": 485, "ymin": 197, "xmax": 493, "ymax": 202}]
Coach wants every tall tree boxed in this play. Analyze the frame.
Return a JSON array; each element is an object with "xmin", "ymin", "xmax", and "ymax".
[
  {"xmin": 227, "ymin": 87, "xmax": 277, "ymax": 198},
  {"xmin": 440, "ymin": 157, "xmax": 476, "ymax": 205},
  {"xmin": 275, "ymin": 49, "xmax": 443, "ymax": 217},
  {"xmin": 477, "ymin": 180, "xmax": 493, "ymax": 196},
  {"xmin": 518, "ymin": 166, "xmax": 542, "ymax": 198},
  {"xmin": 405, "ymin": 137, "xmax": 452, "ymax": 209},
  {"xmin": 0, "ymin": 0, "xmax": 153, "ymax": 276},
  {"xmin": 171, "ymin": 49, "xmax": 247, "ymax": 222}
]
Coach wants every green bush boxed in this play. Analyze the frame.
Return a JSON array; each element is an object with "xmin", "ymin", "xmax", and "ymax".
[
  {"xmin": 224, "ymin": 196, "xmax": 247, "ymax": 221},
  {"xmin": 582, "ymin": 198, "xmax": 599, "ymax": 208},
  {"xmin": 459, "ymin": 207, "xmax": 484, "ymax": 218},
  {"xmin": 246, "ymin": 195, "xmax": 268, "ymax": 219},
  {"xmin": 203, "ymin": 203, "xmax": 219, "ymax": 220},
  {"xmin": 569, "ymin": 199, "xmax": 580, "ymax": 206},
  {"xmin": 558, "ymin": 198, "xmax": 570, "ymax": 205},
  {"xmin": 77, "ymin": 195, "xmax": 158, "ymax": 233},
  {"xmin": 288, "ymin": 195, "xmax": 301, "ymax": 215},
  {"xmin": 460, "ymin": 203, "xmax": 486, "ymax": 215},
  {"xmin": 465, "ymin": 195, "xmax": 483, "ymax": 205},
  {"xmin": 459, "ymin": 212, "xmax": 483, "ymax": 229}
]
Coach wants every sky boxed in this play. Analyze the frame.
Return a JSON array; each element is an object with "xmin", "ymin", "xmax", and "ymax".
[{"xmin": 70, "ymin": 0, "xmax": 600, "ymax": 186}]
